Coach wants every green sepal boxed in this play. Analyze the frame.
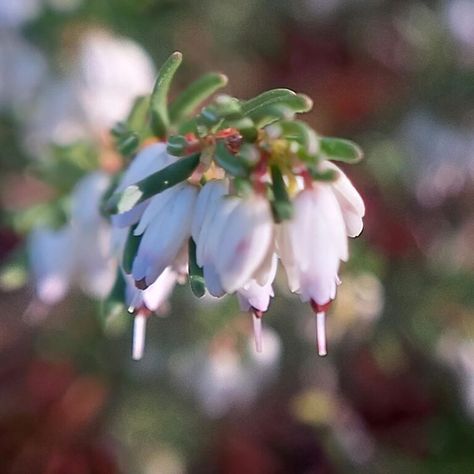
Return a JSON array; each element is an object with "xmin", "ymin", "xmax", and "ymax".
[
  {"xmin": 167, "ymin": 135, "xmax": 189, "ymax": 156},
  {"xmin": 100, "ymin": 270, "xmax": 128, "ymax": 332},
  {"xmin": 270, "ymin": 165, "xmax": 294, "ymax": 222},
  {"xmin": 105, "ymin": 153, "xmax": 200, "ymax": 214},
  {"xmin": 122, "ymin": 223, "xmax": 142, "ymax": 274},
  {"xmin": 188, "ymin": 238, "xmax": 205, "ymax": 297},
  {"xmin": 117, "ymin": 132, "xmax": 140, "ymax": 157},
  {"xmin": 319, "ymin": 137, "xmax": 363, "ymax": 163},
  {"xmin": 150, "ymin": 52, "xmax": 183, "ymax": 138},
  {"xmin": 169, "ymin": 73, "xmax": 228, "ymax": 126},
  {"xmin": 197, "ymin": 105, "xmax": 221, "ymax": 128},
  {"xmin": 214, "ymin": 142, "xmax": 249, "ymax": 178}
]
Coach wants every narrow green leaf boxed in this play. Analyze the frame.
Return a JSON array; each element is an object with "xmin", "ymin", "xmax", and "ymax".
[
  {"xmin": 188, "ymin": 238, "xmax": 205, "ymax": 297},
  {"xmin": 169, "ymin": 73, "xmax": 228, "ymax": 125},
  {"xmin": 250, "ymin": 95, "xmax": 313, "ymax": 127},
  {"xmin": 106, "ymin": 153, "xmax": 200, "ymax": 214},
  {"xmin": 150, "ymin": 51, "xmax": 183, "ymax": 138},
  {"xmin": 241, "ymin": 89, "xmax": 296, "ymax": 116},
  {"xmin": 127, "ymin": 95, "xmax": 150, "ymax": 133},
  {"xmin": 319, "ymin": 137, "xmax": 363, "ymax": 163},
  {"xmin": 214, "ymin": 142, "xmax": 249, "ymax": 178},
  {"xmin": 123, "ymin": 224, "xmax": 142, "ymax": 274},
  {"xmin": 270, "ymin": 165, "xmax": 294, "ymax": 222}
]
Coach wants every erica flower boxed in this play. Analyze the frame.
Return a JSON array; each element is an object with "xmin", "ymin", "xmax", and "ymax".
[
  {"xmin": 28, "ymin": 172, "xmax": 116, "ymax": 309},
  {"xmin": 104, "ymin": 52, "xmax": 365, "ymax": 359},
  {"xmin": 195, "ymin": 189, "xmax": 274, "ymax": 294}
]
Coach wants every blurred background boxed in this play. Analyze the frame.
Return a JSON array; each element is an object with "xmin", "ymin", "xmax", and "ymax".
[{"xmin": 1, "ymin": 0, "xmax": 474, "ymax": 472}]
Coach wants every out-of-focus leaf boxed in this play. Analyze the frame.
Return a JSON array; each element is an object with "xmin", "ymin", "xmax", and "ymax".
[
  {"xmin": 150, "ymin": 52, "xmax": 183, "ymax": 138},
  {"xmin": 319, "ymin": 137, "xmax": 363, "ymax": 163},
  {"xmin": 169, "ymin": 73, "xmax": 228, "ymax": 125}
]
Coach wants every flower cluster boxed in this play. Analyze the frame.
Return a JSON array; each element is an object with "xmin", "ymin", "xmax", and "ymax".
[{"xmin": 104, "ymin": 52, "xmax": 365, "ymax": 359}]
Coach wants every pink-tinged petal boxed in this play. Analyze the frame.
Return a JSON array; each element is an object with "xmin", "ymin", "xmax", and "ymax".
[{"xmin": 215, "ymin": 196, "xmax": 273, "ymax": 293}]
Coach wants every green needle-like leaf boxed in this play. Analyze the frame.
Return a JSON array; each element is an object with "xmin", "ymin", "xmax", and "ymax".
[
  {"xmin": 169, "ymin": 72, "xmax": 228, "ymax": 125},
  {"xmin": 188, "ymin": 238, "xmax": 206, "ymax": 297},
  {"xmin": 241, "ymin": 89, "xmax": 296, "ymax": 115},
  {"xmin": 270, "ymin": 165, "xmax": 294, "ymax": 222},
  {"xmin": 250, "ymin": 95, "xmax": 313, "ymax": 127},
  {"xmin": 319, "ymin": 137, "xmax": 363, "ymax": 163},
  {"xmin": 106, "ymin": 153, "xmax": 200, "ymax": 214},
  {"xmin": 150, "ymin": 51, "xmax": 183, "ymax": 138}
]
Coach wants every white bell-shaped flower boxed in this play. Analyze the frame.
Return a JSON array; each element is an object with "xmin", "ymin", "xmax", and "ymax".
[
  {"xmin": 197, "ymin": 191, "xmax": 274, "ymax": 294},
  {"xmin": 277, "ymin": 184, "xmax": 348, "ymax": 305},
  {"xmin": 28, "ymin": 171, "xmax": 116, "ymax": 306},
  {"xmin": 131, "ymin": 183, "xmax": 199, "ymax": 287}
]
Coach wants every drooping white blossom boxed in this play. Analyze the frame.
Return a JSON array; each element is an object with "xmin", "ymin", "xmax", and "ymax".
[{"xmin": 28, "ymin": 171, "xmax": 116, "ymax": 306}]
